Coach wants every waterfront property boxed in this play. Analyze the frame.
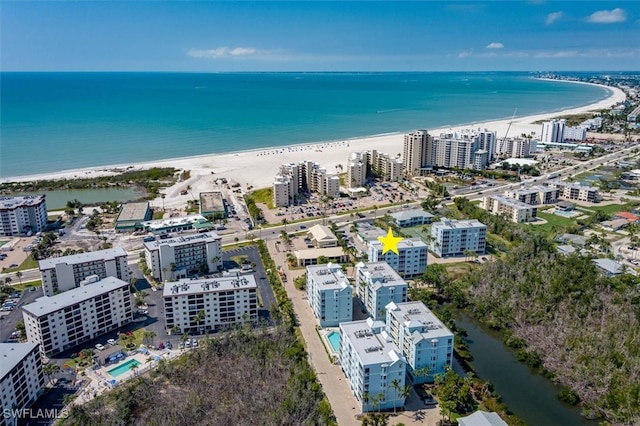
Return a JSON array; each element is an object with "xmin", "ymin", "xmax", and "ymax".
[
  {"xmin": 388, "ymin": 209, "xmax": 434, "ymax": 228},
  {"xmin": 114, "ymin": 201, "xmax": 152, "ymax": 232},
  {"xmin": 355, "ymin": 261, "xmax": 408, "ymax": 320},
  {"xmin": 273, "ymin": 161, "xmax": 340, "ymax": 207},
  {"xmin": 143, "ymin": 232, "xmax": 222, "ymax": 281},
  {"xmin": 458, "ymin": 411, "xmax": 508, "ymax": 426},
  {"xmin": 306, "ymin": 263, "xmax": 353, "ymax": 327},
  {"xmin": 481, "ymin": 195, "xmax": 538, "ymax": 224},
  {"xmin": 0, "ymin": 343, "xmax": 45, "ymax": 424},
  {"xmin": 163, "ymin": 275, "xmax": 258, "ymax": 335},
  {"xmin": 368, "ymin": 238, "xmax": 428, "ymax": 279},
  {"xmin": 39, "ymin": 247, "xmax": 130, "ymax": 297},
  {"xmin": 339, "ymin": 318, "xmax": 407, "ymax": 412},
  {"xmin": 429, "ymin": 218, "xmax": 486, "ymax": 258},
  {"xmin": 0, "ymin": 195, "xmax": 48, "ymax": 237},
  {"xmin": 386, "ymin": 301, "xmax": 454, "ymax": 384},
  {"xmin": 22, "ymin": 277, "xmax": 133, "ymax": 357},
  {"xmin": 347, "ymin": 150, "xmax": 402, "ymax": 188}
]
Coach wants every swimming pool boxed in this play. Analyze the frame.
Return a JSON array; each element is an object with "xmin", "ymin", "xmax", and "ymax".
[
  {"xmin": 107, "ymin": 359, "xmax": 141, "ymax": 378},
  {"xmin": 554, "ymin": 210, "xmax": 576, "ymax": 218},
  {"xmin": 327, "ymin": 331, "xmax": 340, "ymax": 352}
]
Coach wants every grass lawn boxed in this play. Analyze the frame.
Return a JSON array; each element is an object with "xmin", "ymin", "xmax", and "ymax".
[
  {"xmin": 584, "ymin": 202, "xmax": 640, "ymax": 216},
  {"xmin": 10, "ymin": 280, "xmax": 42, "ymax": 292},
  {"xmin": 2, "ymin": 255, "xmax": 39, "ymax": 273},
  {"xmin": 533, "ymin": 212, "xmax": 577, "ymax": 232},
  {"xmin": 222, "ymin": 241, "xmax": 254, "ymax": 250},
  {"xmin": 486, "ymin": 233, "xmax": 515, "ymax": 252},
  {"xmin": 230, "ymin": 254, "xmax": 249, "ymax": 267},
  {"xmin": 444, "ymin": 262, "xmax": 475, "ymax": 280},
  {"xmin": 247, "ymin": 187, "xmax": 274, "ymax": 210}
]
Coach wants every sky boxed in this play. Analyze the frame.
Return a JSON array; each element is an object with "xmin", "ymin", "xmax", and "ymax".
[{"xmin": 1, "ymin": 1, "xmax": 639, "ymax": 72}]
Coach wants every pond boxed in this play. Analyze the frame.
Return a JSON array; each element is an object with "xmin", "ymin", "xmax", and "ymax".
[{"xmin": 456, "ymin": 312, "xmax": 599, "ymax": 426}]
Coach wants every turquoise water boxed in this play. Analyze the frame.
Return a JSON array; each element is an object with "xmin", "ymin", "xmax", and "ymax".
[
  {"xmin": 107, "ymin": 359, "xmax": 141, "ymax": 378},
  {"xmin": 0, "ymin": 72, "xmax": 611, "ymax": 178},
  {"xmin": 327, "ymin": 331, "xmax": 340, "ymax": 352},
  {"xmin": 0, "ymin": 241, "xmax": 8, "ymax": 247},
  {"xmin": 555, "ymin": 210, "xmax": 577, "ymax": 218}
]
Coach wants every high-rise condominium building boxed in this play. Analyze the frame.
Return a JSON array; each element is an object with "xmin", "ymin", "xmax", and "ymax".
[
  {"xmin": 403, "ymin": 130, "xmax": 431, "ymax": 177},
  {"xmin": 272, "ymin": 161, "xmax": 339, "ymax": 207},
  {"xmin": 429, "ymin": 219, "xmax": 486, "ymax": 258},
  {"xmin": 306, "ymin": 263, "xmax": 353, "ymax": 327},
  {"xmin": 0, "ymin": 343, "xmax": 46, "ymax": 425},
  {"xmin": 0, "ymin": 195, "xmax": 48, "ymax": 237},
  {"xmin": 39, "ymin": 247, "xmax": 130, "ymax": 297},
  {"xmin": 368, "ymin": 238, "xmax": 428, "ymax": 278}
]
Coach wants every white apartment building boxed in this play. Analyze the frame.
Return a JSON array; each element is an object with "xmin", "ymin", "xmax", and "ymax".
[
  {"xmin": 273, "ymin": 161, "xmax": 339, "ymax": 206},
  {"xmin": 482, "ymin": 195, "xmax": 538, "ymax": 223},
  {"xmin": 386, "ymin": 301, "xmax": 454, "ymax": 384},
  {"xmin": 430, "ymin": 219, "xmax": 486, "ymax": 258},
  {"xmin": 541, "ymin": 119, "xmax": 566, "ymax": 143},
  {"xmin": 355, "ymin": 262, "xmax": 408, "ymax": 320},
  {"xmin": 306, "ymin": 263, "xmax": 353, "ymax": 327},
  {"xmin": 432, "ymin": 135, "xmax": 478, "ymax": 170},
  {"xmin": 22, "ymin": 277, "xmax": 133, "ymax": 357},
  {"xmin": 347, "ymin": 152, "xmax": 368, "ymax": 188},
  {"xmin": 339, "ymin": 318, "xmax": 407, "ymax": 412},
  {"xmin": 563, "ymin": 126, "xmax": 587, "ymax": 142},
  {"xmin": 368, "ymin": 238, "xmax": 428, "ymax": 278},
  {"xmin": 39, "ymin": 247, "xmax": 130, "ymax": 297},
  {"xmin": 365, "ymin": 150, "xmax": 403, "ymax": 182},
  {"xmin": 547, "ymin": 181, "xmax": 600, "ymax": 203},
  {"xmin": 144, "ymin": 232, "xmax": 222, "ymax": 281},
  {"xmin": 0, "ymin": 195, "xmax": 48, "ymax": 237},
  {"xmin": 503, "ymin": 185, "xmax": 559, "ymax": 205},
  {"xmin": 163, "ymin": 275, "xmax": 258, "ymax": 334},
  {"xmin": 403, "ymin": 130, "xmax": 431, "ymax": 177},
  {"xmin": 496, "ymin": 138, "xmax": 536, "ymax": 158},
  {"xmin": 0, "ymin": 343, "xmax": 45, "ymax": 425}
]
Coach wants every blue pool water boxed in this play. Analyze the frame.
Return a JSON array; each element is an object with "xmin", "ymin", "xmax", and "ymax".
[
  {"xmin": 327, "ymin": 331, "xmax": 340, "ymax": 352},
  {"xmin": 554, "ymin": 210, "xmax": 576, "ymax": 218},
  {"xmin": 107, "ymin": 359, "xmax": 141, "ymax": 378}
]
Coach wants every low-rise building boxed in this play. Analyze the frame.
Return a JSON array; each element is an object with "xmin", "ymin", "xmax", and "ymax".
[
  {"xmin": 0, "ymin": 195, "xmax": 48, "ymax": 237},
  {"xmin": 386, "ymin": 301, "xmax": 454, "ymax": 384},
  {"xmin": 339, "ymin": 318, "xmax": 407, "ymax": 412},
  {"xmin": 503, "ymin": 186, "xmax": 558, "ymax": 205},
  {"xmin": 593, "ymin": 258, "xmax": 636, "ymax": 277},
  {"xmin": 547, "ymin": 181, "xmax": 600, "ymax": 203},
  {"xmin": 600, "ymin": 218, "xmax": 629, "ymax": 232},
  {"xmin": 429, "ymin": 219, "xmax": 486, "ymax": 258},
  {"xmin": 293, "ymin": 247, "xmax": 349, "ymax": 267},
  {"xmin": 199, "ymin": 192, "xmax": 227, "ymax": 218},
  {"xmin": 355, "ymin": 262, "xmax": 408, "ymax": 320},
  {"xmin": 368, "ymin": 238, "xmax": 428, "ymax": 278},
  {"xmin": 615, "ymin": 211, "xmax": 639, "ymax": 224},
  {"xmin": 306, "ymin": 263, "xmax": 353, "ymax": 327},
  {"xmin": 482, "ymin": 195, "xmax": 537, "ymax": 223},
  {"xmin": 144, "ymin": 232, "xmax": 222, "ymax": 281},
  {"xmin": 163, "ymin": 275, "xmax": 258, "ymax": 334},
  {"xmin": 140, "ymin": 214, "xmax": 211, "ymax": 235},
  {"xmin": 0, "ymin": 343, "xmax": 45, "ymax": 425},
  {"xmin": 307, "ymin": 224, "xmax": 338, "ymax": 248},
  {"xmin": 389, "ymin": 209, "xmax": 434, "ymax": 228},
  {"xmin": 39, "ymin": 247, "xmax": 130, "ymax": 297},
  {"xmin": 22, "ymin": 277, "xmax": 133, "ymax": 357},
  {"xmin": 458, "ymin": 411, "xmax": 508, "ymax": 426},
  {"xmin": 114, "ymin": 202, "xmax": 152, "ymax": 232}
]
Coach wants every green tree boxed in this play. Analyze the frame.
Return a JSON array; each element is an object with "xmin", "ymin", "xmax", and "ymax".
[
  {"xmin": 43, "ymin": 363, "xmax": 61, "ymax": 384},
  {"xmin": 390, "ymin": 379, "xmax": 402, "ymax": 414}
]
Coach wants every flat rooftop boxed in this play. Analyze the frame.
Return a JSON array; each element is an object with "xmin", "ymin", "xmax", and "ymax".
[
  {"xmin": 340, "ymin": 319, "xmax": 404, "ymax": 365},
  {"xmin": 0, "ymin": 195, "xmax": 46, "ymax": 209},
  {"xmin": 306, "ymin": 263, "xmax": 351, "ymax": 291},
  {"xmin": 387, "ymin": 301, "xmax": 454, "ymax": 341},
  {"xmin": 369, "ymin": 238, "xmax": 427, "ymax": 250},
  {"xmin": 143, "ymin": 231, "xmax": 220, "ymax": 250},
  {"xmin": 490, "ymin": 195, "xmax": 535, "ymax": 209},
  {"xmin": 22, "ymin": 277, "xmax": 129, "ymax": 317},
  {"xmin": 507, "ymin": 185, "xmax": 553, "ymax": 195},
  {"xmin": 389, "ymin": 209, "xmax": 434, "ymax": 221},
  {"xmin": 163, "ymin": 274, "xmax": 257, "ymax": 297},
  {"xmin": 141, "ymin": 214, "xmax": 209, "ymax": 232},
  {"xmin": 0, "ymin": 342, "xmax": 39, "ymax": 381},
  {"xmin": 116, "ymin": 202, "xmax": 150, "ymax": 222},
  {"xmin": 199, "ymin": 192, "xmax": 225, "ymax": 213},
  {"xmin": 356, "ymin": 261, "xmax": 406, "ymax": 289},
  {"xmin": 294, "ymin": 246, "xmax": 346, "ymax": 260},
  {"xmin": 39, "ymin": 247, "xmax": 128, "ymax": 270},
  {"xmin": 431, "ymin": 219, "xmax": 486, "ymax": 230}
]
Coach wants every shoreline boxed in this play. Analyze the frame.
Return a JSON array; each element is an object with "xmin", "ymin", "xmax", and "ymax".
[{"xmin": 1, "ymin": 80, "xmax": 626, "ymax": 209}]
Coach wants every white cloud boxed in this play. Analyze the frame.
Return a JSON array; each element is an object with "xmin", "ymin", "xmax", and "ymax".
[
  {"xmin": 587, "ymin": 8, "xmax": 626, "ymax": 24},
  {"xmin": 534, "ymin": 50, "xmax": 578, "ymax": 58},
  {"xmin": 486, "ymin": 42, "xmax": 504, "ymax": 49},
  {"xmin": 458, "ymin": 50, "xmax": 472, "ymax": 58},
  {"xmin": 187, "ymin": 47, "xmax": 258, "ymax": 59},
  {"xmin": 545, "ymin": 11, "xmax": 564, "ymax": 25}
]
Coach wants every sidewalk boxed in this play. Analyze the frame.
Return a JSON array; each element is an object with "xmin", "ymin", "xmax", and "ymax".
[{"xmin": 268, "ymin": 240, "xmax": 440, "ymax": 426}]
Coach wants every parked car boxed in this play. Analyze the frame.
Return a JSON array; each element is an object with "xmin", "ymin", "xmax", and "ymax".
[
  {"xmin": 157, "ymin": 342, "xmax": 165, "ymax": 350},
  {"xmin": 107, "ymin": 339, "xmax": 117, "ymax": 346},
  {"xmin": 95, "ymin": 344, "xmax": 105, "ymax": 351},
  {"xmin": 9, "ymin": 264, "xmax": 18, "ymax": 268}
]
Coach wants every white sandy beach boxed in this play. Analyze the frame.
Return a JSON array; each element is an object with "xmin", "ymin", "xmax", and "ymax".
[{"xmin": 2, "ymin": 81, "xmax": 626, "ymax": 210}]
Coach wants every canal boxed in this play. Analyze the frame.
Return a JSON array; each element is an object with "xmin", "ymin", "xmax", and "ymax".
[{"xmin": 456, "ymin": 313, "xmax": 599, "ymax": 426}]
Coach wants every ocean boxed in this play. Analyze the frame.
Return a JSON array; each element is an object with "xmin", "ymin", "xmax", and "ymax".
[{"xmin": 0, "ymin": 72, "xmax": 611, "ymax": 179}]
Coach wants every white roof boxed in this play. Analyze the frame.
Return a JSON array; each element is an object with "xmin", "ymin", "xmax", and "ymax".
[
  {"xmin": 306, "ymin": 263, "xmax": 351, "ymax": 291},
  {"xmin": 369, "ymin": 238, "xmax": 428, "ymax": 251},
  {"xmin": 489, "ymin": 195, "xmax": 535, "ymax": 210},
  {"xmin": 0, "ymin": 195, "xmax": 46, "ymax": 209},
  {"xmin": 593, "ymin": 258, "xmax": 636, "ymax": 276},
  {"xmin": 294, "ymin": 246, "xmax": 346, "ymax": 260},
  {"xmin": 39, "ymin": 247, "xmax": 128, "ymax": 270},
  {"xmin": 144, "ymin": 231, "xmax": 220, "ymax": 250},
  {"xmin": 340, "ymin": 320, "xmax": 406, "ymax": 366},
  {"xmin": 389, "ymin": 209, "xmax": 434, "ymax": 221},
  {"xmin": 458, "ymin": 411, "xmax": 508, "ymax": 426},
  {"xmin": 0, "ymin": 342, "xmax": 39, "ymax": 381},
  {"xmin": 357, "ymin": 261, "xmax": 407, "ymax": 290},
  {"xmin": 432, "ymin": 219, "xmax": 486, "ymax": 231},
  {"xmin": 22, "ymin": 277, "xmax": 129, "ymax": 317},
  {"xmin": 501, "ymin": 158, "xmax": 538, "ymax": 166},
  {"xmin": 386, "ymin": 301, "xmax": 454, "ymax": 341},
  {"xmin": 141, "ymin": 214, "xmax": 208, "ymax": 231},
  {"xmin": 163, "ymin": 275, "xmax": 257, "ymax": 297}
]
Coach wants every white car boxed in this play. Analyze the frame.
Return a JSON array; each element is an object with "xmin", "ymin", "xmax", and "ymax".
[
  {"xmin": 95, "ymin": 344, "xmax": 105, "ymax": 351},
  {"xmin": 107, "ymin": 339, "xmax": 117, "ymax": 346}
]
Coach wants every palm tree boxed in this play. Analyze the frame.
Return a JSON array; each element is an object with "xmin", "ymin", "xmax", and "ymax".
[
  {"xmin": 43, "ymin": 363, "xmax": 61, "ymax": 384},
  {"xmin": 15, "ymin": 271, "xmax": 23, "ymax": 285},
  {"xmin": 390, "ymin": 378, "xmax": 402, "ymax": 414},
  {"xmin": 4, "ymin": 277, "xmax": 11, "ymax": 285},
  {"xmin": 281, "ymin": 218, "xmax": 288, "ymax": 233},
  {"xmin": 413, "ymin": 365, "xmax": 431, "ymax": 384},
  {"xmin": 161, "ymin": 193, "xmax": 166, "ymax": 211},
  {"xmin": 143, "ymin": 330, "xmax": 156, "ymax": 347},
  {"xmin": 362, "ymin": 391, "xmax": 371, "ymax": 411},
  {"xmin": 194, "ymin": 310, "xmax": 205, "ymax": 334},
  {"xmin": 130, "ymin": 363, "xmax": 139, "ymax": 376}
]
